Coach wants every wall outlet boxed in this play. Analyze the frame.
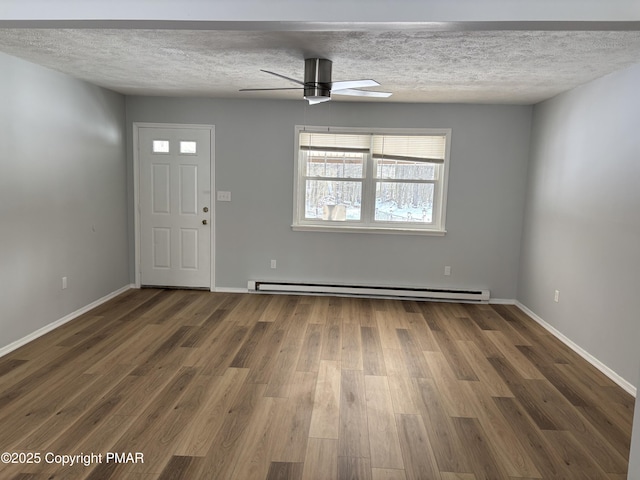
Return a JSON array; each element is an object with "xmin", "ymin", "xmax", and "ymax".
[
  {"xmin": 62, "ymin": 276, "xmax": 68, "ymax": 290},
  {"xmin": 554, "ymin": 289, "xmax": 560, "ymax": 302},
  {"xmin": 270, "ymin": 259, "xmax": 277, "ymax": 269},
  {"xmin": 444, "ymin": 266, "xmax": 451, "ymax": 276}
]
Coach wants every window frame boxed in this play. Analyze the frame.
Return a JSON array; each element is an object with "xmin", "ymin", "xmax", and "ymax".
[{"xmin": 292, "ymin": 125, "xmax": 451, "ymax": 235}]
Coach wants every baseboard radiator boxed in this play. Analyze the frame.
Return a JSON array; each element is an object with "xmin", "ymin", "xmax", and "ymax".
[{"xmin": 247, "ymin": 281, "xmax": 490, "ymax": 303}]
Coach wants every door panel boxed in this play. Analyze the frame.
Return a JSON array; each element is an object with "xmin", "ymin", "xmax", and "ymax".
[{"xmin": 139, "ymin": 126, "xmax": 212, "ymax": 288}]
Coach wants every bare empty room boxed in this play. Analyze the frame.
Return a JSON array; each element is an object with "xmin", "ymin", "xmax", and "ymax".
[{"xmin": 1, "ymin": 1, "xmax": 640, "ymax": 479}]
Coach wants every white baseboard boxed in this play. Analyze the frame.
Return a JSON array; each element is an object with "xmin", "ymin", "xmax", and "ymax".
[
  {"xmin": 0, "ymin": 284, "xmax": 134, "ymax": 359},
  {"xmin": 214, "ymin": 287, "xmax": 249, "ymax": 294},
  {"xmin": 489, "ymin": 298, "xmax": 517, "ymax": 305},
  {"xmin": 516, "ymin": 302, "xmax": 636, "ymax": 397}
]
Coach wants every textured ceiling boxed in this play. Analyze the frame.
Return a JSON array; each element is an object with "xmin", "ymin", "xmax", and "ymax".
[{"xmin": 1, "ymin": 28, "xmax": 640, "ymax": 104}]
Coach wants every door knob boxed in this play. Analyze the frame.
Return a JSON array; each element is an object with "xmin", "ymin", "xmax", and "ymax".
[
  {"xmin": 203, "ymin": 207, "xmax": 209, "ymax": 212},
  {"xmin": 202, "ymin": 219, "xmax": 208, "ymax": 225}
]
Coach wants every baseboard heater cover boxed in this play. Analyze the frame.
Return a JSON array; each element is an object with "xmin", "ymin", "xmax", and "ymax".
[{"xmin": 248, "ymin": 281, "xmax": 489, "ymax": 303}]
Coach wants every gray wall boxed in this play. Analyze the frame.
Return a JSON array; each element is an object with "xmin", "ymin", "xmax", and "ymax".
[
  {"xmin": 126, "ymin": 97, "xmax": 531, "ymax": 299},
  {"xmin": 0, "ymin": 53, "xmax": 129, "ymax": 350},
  {"xmin": 518, "ymin": 62, "xmax": 640, "ymax": 387}
]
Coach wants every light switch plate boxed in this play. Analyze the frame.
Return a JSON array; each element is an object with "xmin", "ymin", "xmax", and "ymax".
[{"xmin": 217, "ymin": 191, "xmax": 231, "ymax": 202}]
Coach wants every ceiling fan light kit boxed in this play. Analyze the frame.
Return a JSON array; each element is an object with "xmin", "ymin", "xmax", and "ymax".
[{"xmin": 240, "ymin": 58, "xmax": 392, "ymax": 105}]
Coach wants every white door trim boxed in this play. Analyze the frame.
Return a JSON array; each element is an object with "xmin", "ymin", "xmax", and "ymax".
[{"xmin": 133, "ymin": 122, "xmax": 216, "ymax": 291}]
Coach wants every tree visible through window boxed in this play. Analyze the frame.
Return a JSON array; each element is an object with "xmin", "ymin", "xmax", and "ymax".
[{"xmin": 293, "ymin": 126, "xmax": 451, "ymax": 234}]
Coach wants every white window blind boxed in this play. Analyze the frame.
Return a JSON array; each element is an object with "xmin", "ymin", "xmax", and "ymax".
[{"xmin": 372, "ymin": 135, "xmax": 446, "ymax": 163}]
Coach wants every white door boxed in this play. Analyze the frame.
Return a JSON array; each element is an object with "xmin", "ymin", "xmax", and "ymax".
[{"xmin": 138, "ymin": 126, "xmax": 212, "ymax": 288}]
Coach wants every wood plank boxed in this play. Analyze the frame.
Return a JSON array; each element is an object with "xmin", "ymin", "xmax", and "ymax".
[
  {"xmin": 320, "ymin": 315, "xmax": 342, "ymax": 361},
  {"xmin": 200, "ymin": 325, "xmax": 250, "ymax": 375},
  {"xmin": 423, "ymin": 351, "xmax": 478, "ymax": 418},
  {"xmin": 382, "ymin": 348, "xmax": 410, "ymax": 377},
  {"xmin": 193, "ymin": 383, "xmax": 267, "ymax": 479},
  {"xmin": 157, "ymin": 455, "xmax": 201, "ymax": 480},
  {"xmin": 341, "ymin": 322, "xmax": 364, "ymax": 371},
  {"xmin": 431, "ymin": 329, "xmax": 479, "ymax": 381},
  {"xmin": 271, "ymin": 371, "xmax": 317, "ymax": 463},
  {"xmin": 404, "ymin": 313, "xmax": 440, "ymax": 352},
  {"xmin": 308, "ymin": 295, "xmax": 330, "ymax": 325},
  {"xmin": 225, "ymin": 292, "xmax": 274, "ymax": 326},
  {"xmin": 542, "ymin": 430, "xmax": 610, "ymax": 479},
  {"xmin": 296, "ymin": 323, "xmax": 323, "ymax": 373},
  {"xmin": 396, "ymin": 329, "xmax": 430, "ymax": 378},
  {"xmin": 412, "ymin": 377, "xmax": 472, "ymax": 474},
  {"xmin": 457, "ymin": 340, "xmax": 513, "ymax": 397},
  {"xmin": 338, "ymin": 369, "xmax": 369, "ymax": 458},
  {"xmin": 361, "ymin": 326, "xmax": 387, "ymax": 376},
  {"xmin": 492, "ymin": 396, "xmax": 571, "ymax": 478},
  {"xmin": 257, "ymin": 294, "xmax": 292, "ymax": 323},
  {"xmin": 396, "ymin": 414, "xmax": 441, "ymax": 480},
  {"xmin": 265, "ymin": 302, "xmax": 310, "ymax": 397},
  {"xmin": 487, "ymin": 357, "xmax": 561, "ymax": 431},
  {"xmin": 375, "ymin": 311, "xmax": 403, "ymax": 350},
  {"xmin": 229, "ymin": 321, "xmax": 272, "ymax": 368},
  {"xmin": 338, "ymin": 457, "xmax": 372, "ymax": 480},
  {"xmin": 468, "ymin": 382, "xmax": 541, "ymax": 478},
  {"xmin": 309, "ymin": 360, "xmax": 341, "ymax": 439},
  {"xmin": 451, "ymin": 416, "xmax": 510, "ymax": 480},
  {"xmin": 577, "ymin": 405, "xmax": 632, "ymax": 458},
  {"xmin": 302, "ymin": 438, "xmax": 338, "ymax": 480},
  {"xmin": 483, "ymin": 330, "xmax": 544, "ymax": 380},
  {"xmin": 371, "ymin": 468, "xmax": 408, "ymax": 480},
  {"xmin": 228, "ymin": 396, "xmax": 284, "ymax": 480},
  {"xmin": 387, "ymin": 374, "xmax": 420, "ymax": 414},
  {"xmin": 245, "ymin": 326, "xmax": 287, "ymax": 385},
  {"xmin": 266, "ymin": 462, "xmax": 304, "ymax": 480},
  {"xmin": 173, "ymin": 367, "xmax": 249, "ymax": 456},
  {"xmin": 179, "ymin": 307, "xmax": 230, "ymax": 349},
  {"xmin": 364, "ymin": 375, "xmax": 404, "ymax": 470}
]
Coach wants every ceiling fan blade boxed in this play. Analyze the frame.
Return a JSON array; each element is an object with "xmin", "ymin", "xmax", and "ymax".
[
  {"xmin": 332, "ymin": 88, "xmax": 392, "ymax": 98},
  {"xmin": 331, "ymin": 79, "xmax": 379, "ymax": 90},
  {"xmin": 261, "ymin": 70, "xmax": 305, "ymax": 86},
  {"xmin": 239, "ymin": 87, "xmax": 303, "ymax": 91}
]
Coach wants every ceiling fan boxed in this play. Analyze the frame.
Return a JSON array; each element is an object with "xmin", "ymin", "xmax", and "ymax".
[{"xmin": 240, "ymin": 58, "xmax": 392, "ymax": 105}]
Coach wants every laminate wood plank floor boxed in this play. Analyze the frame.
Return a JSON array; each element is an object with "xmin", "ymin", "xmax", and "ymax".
[{"xmin": 0, "ymin": 289, "xmax": 634, "ymax": 479}]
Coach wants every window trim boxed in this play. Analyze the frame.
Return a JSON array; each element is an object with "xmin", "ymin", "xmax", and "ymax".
[{"xmin": 292, "ymin": 125, "xmax": 451, "ymax": 235}]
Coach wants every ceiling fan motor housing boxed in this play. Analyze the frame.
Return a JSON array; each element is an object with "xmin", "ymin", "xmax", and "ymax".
[{"xmin": 304, "ymin": 58, "xmax": 332, "ymax": 102}]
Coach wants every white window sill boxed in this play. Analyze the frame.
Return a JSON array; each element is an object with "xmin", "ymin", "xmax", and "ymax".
[{"xmin": 292, "ymin": 224, "xmax": 446, "ymax": 236}]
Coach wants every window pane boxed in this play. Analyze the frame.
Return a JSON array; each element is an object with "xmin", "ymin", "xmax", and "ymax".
[
  {"xmin": 153, "ymin": 140, "xmax": 169, "ymax": 153},
  {"xmin": 180, "ymin": 141, "xmax": 197, "ymax": 154},
  {"xmin": 305, "ymin": 180, "xmax": 362, "ymax": 221},
  {"xmin": 376, "ymin": 159, "xmax": 436, "ymax": 180},
  {"xmin": 375, "ymin": 182, "xmax": 434, "ymax": 223},
  {"xmin": 305, "ymin": 152, "xmax": 364, "ymax": 178}
]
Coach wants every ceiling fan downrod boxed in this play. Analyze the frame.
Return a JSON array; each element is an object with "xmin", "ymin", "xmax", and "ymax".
[{"xmin": 304, "ymin": 58, "xmax": 332, "ymax": 104}]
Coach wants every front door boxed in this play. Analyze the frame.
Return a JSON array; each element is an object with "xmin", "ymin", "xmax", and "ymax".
[{"xmin": 138, "ymin": 126, "xmax": 212, "ymax": 288}]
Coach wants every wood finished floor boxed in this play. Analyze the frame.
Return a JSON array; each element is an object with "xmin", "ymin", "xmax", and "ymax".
[{"xmin": 0, "ymin": 289, "xmax": 634, "ymax": 480}]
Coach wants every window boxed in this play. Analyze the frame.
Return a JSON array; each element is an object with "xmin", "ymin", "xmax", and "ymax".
[
  {"xmin": 152, "ymin": 140, "xmax": 170, "ymax": 153},
  {"xmin": 293, "ymin": 126, "xmax": 451, "ymax": 234},
  {"xmin": 180, "ymin": 141, "xmax": 197, "ymax": 154}
]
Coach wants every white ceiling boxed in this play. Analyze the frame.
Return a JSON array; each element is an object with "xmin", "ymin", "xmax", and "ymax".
[{"xmin": 1, "ymin": 25, "xmax": 640, "ymax": 104}]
